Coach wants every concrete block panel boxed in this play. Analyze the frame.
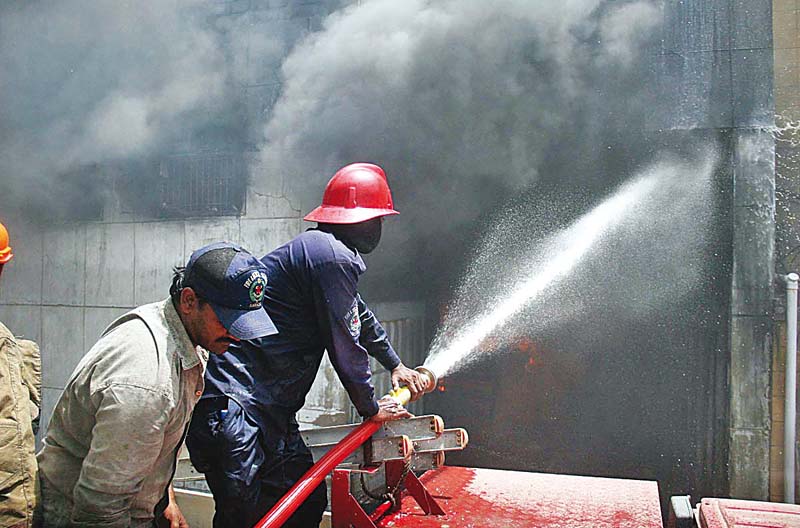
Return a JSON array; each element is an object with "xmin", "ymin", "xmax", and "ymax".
[
  {"xmin": 134, "ymin": 222, "xmax": 185, "ymax": 305},
  {"xmin": 0, "ymin": 305, "xmax": 42, "ymax": 343},
  {"xmin": 729, "ymin": 316, "xmax": 771, "ymax": 429},
  {"xmin": 776, "ymin": 84, "xmax": 800, "ymax": 120},
  {"xmin": 0, "ymin": 220, "xmax": 43, "ymax": 304},
  {"xmin": 729, "ymin": 428, "xmax": 770, "ymax": 499},
  {"xmin": 42, "ymin": 306, "xmax": 84, "ymax": 389},
  {"xmin": 773, "ymin": 0, "xmax": 798, "ymax": 14},
  {"xmin": 733, "ymin": 130, "xmax": 775, "ymax": 208},
  {"xmin": 37, "ymin": 387, "xmax": 65, "ymax": 449},
  {"xmin": 731, "ymin": 287, "xmax": 773, "ymax": 317},
  {"xmin": 663, "ymin": 0, "xmax": 730, "ymax": 53},
  {"xmin": 184, "ymin": 219, "xmax": 240, "ymax": 258},
  {"xmin": 731, "ymin": 0, "xmax": 773, "ymax": 50},
  {"xmin": 42, "ymin": 225, "xmax": 85, "ymax": 306},
  {"xmin": 84, "ymin": 307, "xmax": 130, "ymax": 348},
  {"xmin": 732, "ymin": 49, "xmax": 775, "ymax": 128},
  {"xmin": 773, "ymin": 7, "xmax": 799, "ymax": 49},
  {"xmin": 240, "ymin": 218, "xmax": 301, "ymax": 257},
  {"xmin": 85, "ymin": 223, "xmax": 135, "ymax": 307},
  {"xmin": 650, "ymin": 50, "xmax": 732, "ymax": 130},
  {"xmin": 248, "ymin": 157, "xmax": 289, "ymax": 204},
  {"xmin": 733, "ymin": 206, "xmax": 775, "ymax": 292},
  {"xmin": 777, "ymin": 46, "xmax": 800, "ymax": 87},
  {"xmin": 243, "ymin": 181, "xmax": 302, "ymax": 220}
]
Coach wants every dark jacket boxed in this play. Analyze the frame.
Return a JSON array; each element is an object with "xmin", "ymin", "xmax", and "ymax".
[{"xmin": 202, "ymin": 229, "xmax": 400, "ymax": 442}]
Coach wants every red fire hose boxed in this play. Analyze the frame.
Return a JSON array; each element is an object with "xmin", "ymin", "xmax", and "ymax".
[
  {"xmin": 252, "ymin": 419, "xmax": 381, "ymax": 528},
  {"xmin": 252, "ymin": 366, "xmax": 438, "ymax": 528}
]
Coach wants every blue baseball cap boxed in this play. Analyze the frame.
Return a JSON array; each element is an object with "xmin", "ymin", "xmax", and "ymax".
[{"xmin": 184, "ymin": 242, "xmax": 278, "ymax": 340}]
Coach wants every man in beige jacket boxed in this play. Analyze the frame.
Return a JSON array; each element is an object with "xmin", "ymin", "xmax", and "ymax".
[
  {"xmin": 38, "ymin": 242, "xmax": 277, "ymax": 527},
  {"xmin": 0, "ymin": 221, "xmax": 41, "ymax": 528}
]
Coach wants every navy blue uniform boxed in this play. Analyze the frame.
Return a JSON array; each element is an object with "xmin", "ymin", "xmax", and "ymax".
[{"xmin": 187, "ymin": 229, "xmax": 401, "ymax": 528}]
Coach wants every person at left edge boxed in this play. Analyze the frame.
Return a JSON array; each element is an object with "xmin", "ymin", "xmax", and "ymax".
[
  {"xmin": 0, "ymin": 221, "xmax": 41, "ymax": 528},
  {"xmin": 37, "ymin": 242, "xmax": 278, "ymax": 528}
]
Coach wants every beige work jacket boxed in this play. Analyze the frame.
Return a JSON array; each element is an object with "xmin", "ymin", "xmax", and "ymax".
[
  {"xmin": 0, "ymin": 322, "xmax": 39, "ymax": 528},
  {"xmin": 38, "ymin": 300, "xmax": 207, "ymax": 528}
]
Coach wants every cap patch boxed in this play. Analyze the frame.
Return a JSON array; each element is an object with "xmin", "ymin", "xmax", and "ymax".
[
  {"xmin": 346, "ymin": 302, "xmax": 361, "ymax": 338},
  {"xmin": 244, "ymin": 270, "xmax": 268, "ymax": 308}
]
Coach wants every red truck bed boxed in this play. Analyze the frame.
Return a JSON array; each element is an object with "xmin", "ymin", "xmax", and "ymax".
[{"xmin": 374, "ymin": 466, "xmax": 662, "ymax": 528}]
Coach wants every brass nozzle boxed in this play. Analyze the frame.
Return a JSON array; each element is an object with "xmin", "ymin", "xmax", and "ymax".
[{"xmin": 415, "ymin": 366, "xmax": 438, "ymax": 394}]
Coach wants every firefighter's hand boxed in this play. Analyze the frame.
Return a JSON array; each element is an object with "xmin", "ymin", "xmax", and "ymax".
[
  {"xmin": 391, "ymin": 363, "xmax": 426, "ymax": 402},
  {"xmin": 164, "ymin": 486, "xmax": 190, "ymax": 528},
  {"xmin": 371, "ymin": 396, "xmax": 413, "ymax": 422}
]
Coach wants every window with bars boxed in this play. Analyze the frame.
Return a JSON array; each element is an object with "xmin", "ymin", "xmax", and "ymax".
[{"xmin": 156, "ymin": 152, "xmax": 247, "ymax": 218}]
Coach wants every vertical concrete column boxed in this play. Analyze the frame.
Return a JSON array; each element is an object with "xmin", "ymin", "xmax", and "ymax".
[{"xmin": 729, "ymin": 129, "xmax": 776, "ymax": 499}]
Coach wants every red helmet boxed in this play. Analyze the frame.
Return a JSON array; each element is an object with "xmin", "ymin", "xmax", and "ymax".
[
  {"xmin": 0, "ymin": 222, "xmax": 13, "ymax": 264},
  {"xmin": 304, "ymin": 163, "xmax": 399, "ymax": 224}
]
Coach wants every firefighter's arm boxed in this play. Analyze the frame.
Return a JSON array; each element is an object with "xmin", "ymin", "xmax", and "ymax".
[
  {"xmin": 324, "ymin": 317, "xmax": 413, "ymax": 421},
  {"xmin": 356, "ymin": 295, "xmax": 425, "ymax": 401},
  {"xmin": 72, "ymin": 384, "xmax": 168, "ymax": 527},
  {"xmin": 313, "ymin": 261, "xmax": 381, "ymax": 418},
  {"xmin": 321, "ymin": 303, "xmax": 380, "ymax": 417},
  {"xmin": 356, "ymin": 294, "xmax": 401, "ymax": 370}
]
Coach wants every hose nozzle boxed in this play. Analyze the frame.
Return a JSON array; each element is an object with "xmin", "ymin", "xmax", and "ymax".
[
  {"xmin": 386, "ymin": 365, "xmax": 440, "ymax": 406},
  {"xmin": 415, "ymin": 366, "xmax": 438, "ymax": 394}
]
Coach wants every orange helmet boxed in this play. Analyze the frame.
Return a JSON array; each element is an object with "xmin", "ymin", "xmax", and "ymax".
[
  {"xmin": 0, "ymin": 222, "xmax": 12, "ymax": 264},
  {"xmin": 304, "ymin": 163, "xmax": 399, "ymax": 224}
]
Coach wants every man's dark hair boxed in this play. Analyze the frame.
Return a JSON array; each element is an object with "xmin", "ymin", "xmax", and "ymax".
[
  {"xmin": 170, "ymin": 266, "xmax": 209, "ymax": 306},
  {"xmin": 170, "ymin": 266, "xmax": 187, "ymax": 304}
]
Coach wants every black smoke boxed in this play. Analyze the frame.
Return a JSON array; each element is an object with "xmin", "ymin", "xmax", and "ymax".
[
  {"xmin": 254, "ymin": 0, "xmax": 667, "ymax": 298},
  {"xmin": 0, "ymin": 0, "xmax": 344, "ymax": 220}
]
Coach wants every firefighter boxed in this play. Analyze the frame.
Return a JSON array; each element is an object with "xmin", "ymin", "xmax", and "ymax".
[
  {"xmin": 0, "ymin": 222, "xmax": 41, "ymax": 528},
  {"xmin": 37, "ymin": 242, "xmax": 277, "ymax": 528},
  {"xmin": 187, "ymin": 163, "xmax": 427, "ymax": 528}
]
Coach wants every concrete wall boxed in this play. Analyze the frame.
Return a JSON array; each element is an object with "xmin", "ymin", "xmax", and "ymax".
[
  {"xmin": 654, "ymin": 0, "xmax": 776, "ymax": 499},
  {"xmin": 769, "ymin": 0, "xmax": 800, "ymax": 503},
  {"xmin": 729, "ymin": 129, "xmax": 776, "ymax": 500},
  {"xmin": 0, "ymin": 190, "xmax": 303, "ymax": 446}
]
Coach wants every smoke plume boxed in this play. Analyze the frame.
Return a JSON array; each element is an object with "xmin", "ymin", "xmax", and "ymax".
[
  {"xmin": 256, "ymin": 0, "xmax": 665, "ymax": 296},
  {"xmin": 0, "ymin": 0, "xmax": 315, "ymax": 219}
]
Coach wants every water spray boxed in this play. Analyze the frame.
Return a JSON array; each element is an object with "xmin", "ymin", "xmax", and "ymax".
[
  {"xmin": 422, "ymin": 156, "xmax": 715, "ymax": 379},
  {"xmin": 423, "ymin": 174, "xmax": 660, "ymax": 378}
]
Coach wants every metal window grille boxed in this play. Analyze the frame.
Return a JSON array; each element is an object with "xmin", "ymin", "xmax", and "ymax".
[{"xmin": 157, "ymin": 152, "xmax": 246, "ymax": 218}]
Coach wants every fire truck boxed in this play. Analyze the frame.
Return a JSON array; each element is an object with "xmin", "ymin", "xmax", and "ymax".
[{"xmin": 173, "ymin": 366, "xmax": 800, "ymax": 528}]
